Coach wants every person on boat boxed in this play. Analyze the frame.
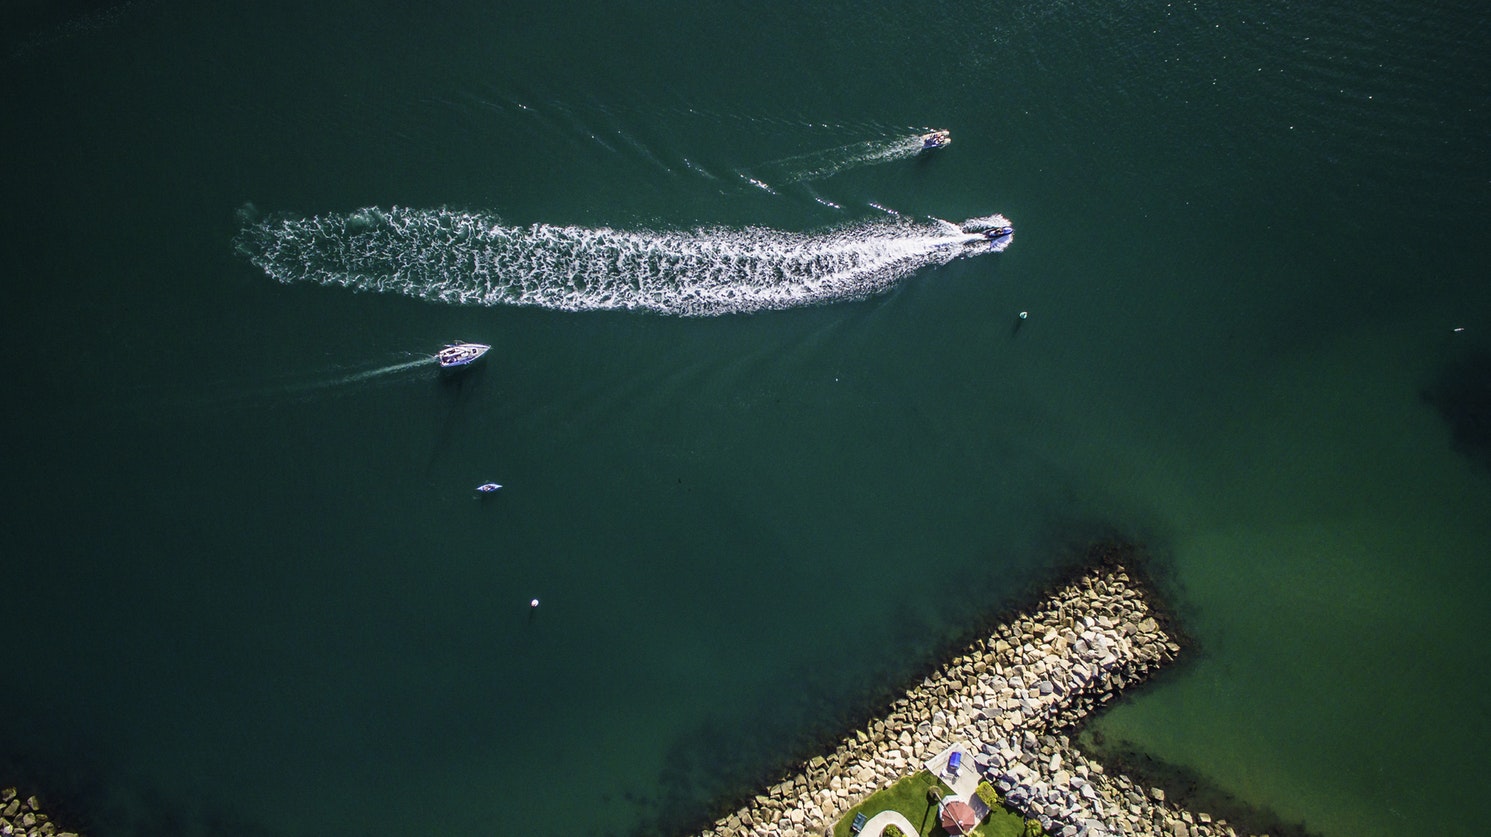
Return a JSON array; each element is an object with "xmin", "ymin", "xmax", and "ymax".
[{"xmin": 922, "ymin": 130, "xmax": 950, "ymax": 149}]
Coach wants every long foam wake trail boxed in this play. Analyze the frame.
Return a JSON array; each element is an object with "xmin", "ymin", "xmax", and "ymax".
[{"xmin": 236, "ymin": 207, "xmax": 1012, "ymax": 317}]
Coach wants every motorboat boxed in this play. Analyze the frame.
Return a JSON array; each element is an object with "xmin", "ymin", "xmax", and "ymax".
[
  {"xmin": 920, "ymin": 130, "xmax": 951, "ymax": 150},
  {"xmin": 437, "ymin": 342, "xmax": 490, "ymax": 368},
  {"xmin": 475, "ymin": 483, "xmax": 503, "ymax": 493},
  {"xmin": 954, "ymin": 215, "xmax": 1014, "ymax": 247}
]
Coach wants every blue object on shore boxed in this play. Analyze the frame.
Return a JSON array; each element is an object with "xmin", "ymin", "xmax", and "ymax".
[{"xmin": 947, "ymin": 750, "xmax": 962, "ymax": 776}]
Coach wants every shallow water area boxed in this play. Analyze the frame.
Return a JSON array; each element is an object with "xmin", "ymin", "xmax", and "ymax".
[{"xmin": 1087, "ymin": 322, "xmax": 1491, "ymax": 835}]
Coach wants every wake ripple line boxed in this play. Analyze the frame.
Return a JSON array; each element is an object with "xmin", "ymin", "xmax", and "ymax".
[
  {"xmin": 236, "ymin": 207, "xmax": 1012, "ymax": 316},
  {"xmin": 738, "ymin": 134, "xmax": 931, "ymax": 187}
]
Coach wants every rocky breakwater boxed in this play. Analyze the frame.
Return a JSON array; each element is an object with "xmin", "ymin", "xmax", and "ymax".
[
  {"xmin": 695, "ymin": 562, "xmax": 1237, "ymax": 837},
  {"xmin": 982, "ymin": 734, "xmax": 1235, "ymax": 837},
  {"xmin": 0, "ymin": 788, "xmax": 80, "ymax": 837}
]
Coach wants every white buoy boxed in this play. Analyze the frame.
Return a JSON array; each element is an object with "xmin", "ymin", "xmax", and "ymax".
[{"xmin": 530, "ymin": 598, "xmax": 540, "ymax": 608}]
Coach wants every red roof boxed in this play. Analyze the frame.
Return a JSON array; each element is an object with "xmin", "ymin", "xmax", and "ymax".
[{"xmin": 940, "ymin": 799, "xmax": 977, "ymax": 834}]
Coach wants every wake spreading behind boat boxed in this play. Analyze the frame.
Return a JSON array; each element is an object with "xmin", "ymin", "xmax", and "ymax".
[
  {"xmin": 437, "ymin": 342, "xmax": 490, "ymax": 368},
  {"xmin": 942, "ymin": 216, "xmax": 1014, "ymax": 249},
  {"xmin": 920, "ymin": 129, "xmax": 951, "ymax": 150}
]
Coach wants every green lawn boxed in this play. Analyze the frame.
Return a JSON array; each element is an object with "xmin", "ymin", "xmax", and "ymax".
[{"xmin": 831, "ymin": 771, "xmax": 1042, "ymax": 837}]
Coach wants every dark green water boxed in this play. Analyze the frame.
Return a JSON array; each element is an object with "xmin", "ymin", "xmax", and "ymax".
[{"xmin": 4, "ymin": 2, "xmax": 1489, "ymax": 835}]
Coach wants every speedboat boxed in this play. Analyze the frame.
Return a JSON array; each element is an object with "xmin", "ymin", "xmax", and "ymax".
[
  {"xmin": 437, "ymin": 342, "xmax": 490, "ymax": 368},
  {"xmin": 920, "ymin": 130, "xmax": 951, "ymax": 150},
  {"xmin": 475, "ymin": 483, "xmax": 502, "ymax": 493},
  {"xmin": 955, "ymin": 215, "xmax": 1014, "ymax": 246}
]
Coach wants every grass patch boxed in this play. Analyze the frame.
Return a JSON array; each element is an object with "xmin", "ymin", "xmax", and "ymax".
[{"xmin": 831, "ymin": 771, "xmax": 1043, "ymax": 837}]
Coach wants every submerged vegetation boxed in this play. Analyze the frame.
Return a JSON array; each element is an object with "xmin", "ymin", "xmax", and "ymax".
[{"xmin": 1423, "ymin": 350, "xmax": 1491, "ymax": 472}]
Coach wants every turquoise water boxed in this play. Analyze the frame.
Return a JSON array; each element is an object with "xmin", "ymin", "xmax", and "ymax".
[{"xmin": 3, "ymin": 2, "xmax": 1488, "ymax": 835}]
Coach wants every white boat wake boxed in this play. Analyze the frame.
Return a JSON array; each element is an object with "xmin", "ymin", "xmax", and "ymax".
[
  {"xmin": 161, "ymin": 353, "xmax": 436, "ymax": 417},
  {"xmin": 737, "ymin": 134, "xmax": 934, "ymax": 188},
  {"xmin": 238, "ymin": 355, "xmax": 435, "ymax": 403},
  {"xmin": 236, "ymin": 207, "xmax": 1013, "ymax": 317},
  {"xmin": 312, "ymin": 356, "xmax": 434, "ymax": 388}
]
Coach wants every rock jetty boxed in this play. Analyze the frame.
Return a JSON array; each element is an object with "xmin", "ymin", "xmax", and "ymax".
[
  {"xmin": 0, "ymin": 787, "xmax": 79, "ymax": 837},
  {"xmin": 695, "ymin": 563, "xmax": 1252, "ymax": 837}
]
